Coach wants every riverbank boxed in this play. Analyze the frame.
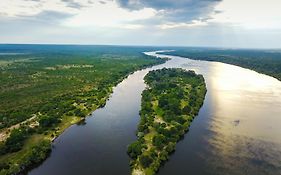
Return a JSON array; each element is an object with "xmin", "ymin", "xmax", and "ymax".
[
  {"xmin": 161, "ymin": 49, "xmax": 281, "ymax": 82},
  {"xmin": 127, "ymin": 68, "xmax": 207, "ymax": 175},
  {"xmin": 0, "ymin": 51, "xmax": 167, "ymax": 175},
  {"xmin": 26, "ymin": 51, "xmax": 281, "ymax": 175}
]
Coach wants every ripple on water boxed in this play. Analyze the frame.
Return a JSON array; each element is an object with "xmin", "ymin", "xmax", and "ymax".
[{"xmin": 206, "ymin": 132, "xmax": 281, "ymax": 175}]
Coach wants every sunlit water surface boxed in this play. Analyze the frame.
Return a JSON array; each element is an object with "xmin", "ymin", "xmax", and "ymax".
[{"xmin": 29, "ymin": 52, "xmax": 281, "ymax": 175}]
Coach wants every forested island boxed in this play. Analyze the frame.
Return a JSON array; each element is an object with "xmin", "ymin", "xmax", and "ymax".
[
  {"xmin": 127, "ymin": 68, "xmax": 207, "ymax": 175},
  {"xmin": 0, "ymin": 45, "xmax": 166, "ymax": 175},
  {"xmin": 162, "ymin": 48, "xmax": 281, "ymax": 81}
]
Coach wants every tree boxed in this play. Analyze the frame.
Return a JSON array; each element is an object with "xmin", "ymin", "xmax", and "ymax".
[
  {"xmin": 152, "ymin": 134, "xmax": 167, "ymax": 149},
  {"xmin": 165, "ymin": 142, "xmax": 176, "ymax": 153},
  {"xmin": 74, "ymin": 108, "xmax": 86, "ymax": 117},
  {"xmin": 27, "ymin": 140, "xmax": 51, "ymax": 164},
  {"xmin": 39, "ymin": 115, "xmax": 59, "ymax": 127},
  {"xmin": 139, "ymin": 155, "xmax": 153, "ymax": 168},
  {"xmin": 5, "ymin": 128, "xmax": 28, "ymax": 152},
  {"xmin": 127, "ymin": 141, "xmax": 143, "ymax": 159},
  {"xmin": 159, "ymin": 150, "xmax": 168, "ymax": 161},
  {"xmin": 158, "ymin": 96, "xmax": 168, "ymax": 108},
  {"xmin": 182, "ymin": 105, "xmax": 191, "ymax": 113}
]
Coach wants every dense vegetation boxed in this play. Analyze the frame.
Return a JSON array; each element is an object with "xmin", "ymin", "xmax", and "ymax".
[
  {"xmin": 0, "ymin": 44, "xmax": 166, "ymax": 175},
  {"xmin": 127, "ymin": 68, "xmax": 207, "ymax": 175},
  {"xmin": 162, "ymin": 48, "xmax": 281, "ymax": 81}
]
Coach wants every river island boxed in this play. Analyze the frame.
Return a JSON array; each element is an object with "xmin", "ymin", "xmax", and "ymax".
[{"xmin": 127, "ymin": 68, "xmax": 207, "ymax": 175}]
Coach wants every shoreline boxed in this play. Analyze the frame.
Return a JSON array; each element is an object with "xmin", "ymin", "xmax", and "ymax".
[
  {"xmin": 49, "ymin": 55, "xmax": 169, "ymax": 143},
  {"xmin": 17, "ymin": 54, "xmax": 168, "ymax": 175},
  {"xmin": 161, "ymin": 52, "xmax": 281, "ymax": 82}
]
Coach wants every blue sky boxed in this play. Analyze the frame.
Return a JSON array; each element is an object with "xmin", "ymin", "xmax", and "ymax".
[{"xmin": 0, "ymin": 0, "xmax": 281, "ymax": 48}]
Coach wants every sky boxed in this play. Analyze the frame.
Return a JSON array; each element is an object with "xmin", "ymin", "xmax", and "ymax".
[{"xmin": 0, "ymin": 0, "xmax": 281, "ymax": 48}]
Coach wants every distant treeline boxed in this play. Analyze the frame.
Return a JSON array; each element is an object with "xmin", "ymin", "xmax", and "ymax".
[{"xmin": 162, "ymin": 48, "xmax": 281, "ymax": 81}]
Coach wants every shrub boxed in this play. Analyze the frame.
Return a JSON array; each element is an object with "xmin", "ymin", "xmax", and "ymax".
[
  {"xmin": 139, "ymin": 155, "xmax": 153, "ymax": 168},
  {"xmin": 5, "ymin": 128, "xmax": 28, "ymax": 153},
  {"xmin": 39, "ymin": 115, "xmax": 59, "ymax": 128},
  {"xmin": 152, "ymin": 134, "xmax": 167, "ymax": 149},
  {"xmin": 127, "ymin": 141, "xmax": 143, "ymax": 159}
]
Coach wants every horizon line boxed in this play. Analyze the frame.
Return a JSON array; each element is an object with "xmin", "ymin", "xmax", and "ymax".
[{"xmin": 0, "ymin": 43, "xmax": 280, "ymax": 50}]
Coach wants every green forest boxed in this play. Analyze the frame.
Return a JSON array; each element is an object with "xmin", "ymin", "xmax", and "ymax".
[
  {"xmin": 127, "ymin": 68, "xmax": 207, "ymax": 175},
  {"xmin": 0, "ymin": 45, "xmax": 166, "ymax": 175},
  {"xmin": 162, "ymin": 48, "xmax": 281, "ymax": 81}
]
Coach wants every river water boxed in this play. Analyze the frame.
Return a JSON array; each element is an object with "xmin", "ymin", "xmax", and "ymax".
[{"xmin": 29, "ymin": 51, "xmax": 281, "ymax": 175}]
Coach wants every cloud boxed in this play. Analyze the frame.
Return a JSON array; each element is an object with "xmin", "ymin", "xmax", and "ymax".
[
  {"xmin": 158, "ymin": 20, "xmax": 208, "ymax": 29},
  {"xmin": 99, "ymin": 1, "xmax": 107, "ymax": 4},
  {"xmin": 0, "ymin": 0, "xmax": 220, "ymax": 29},
  {"xmin": 23, "ymin": 0, "xmax": 41, "ymax": 1},
  {"xmin": 10, "ymin": 10, "xmax": 75, "ymax": 25},
  {"xmin": 117, "ymin": 0, "xmax": 220, "ymax": 10},
  {"xmin": 117, "ymin": 0, "xmax": 221, "ymax": 24},
  {"xmin": 210, "ymin": 0, "xmax": 281, "ymax": 29},
  {"xmin": 61, "ymin": 0, "xmax": 85, "ymax": 9},
  {"xmin": 33, "ymin": 10, "xmax": 74, "ymax": 22},
  {"xmin": 63, "ymin": 1, "xmax": 155, "ymax": 28},
  {"xmin": 0, "ymin": 0, "xmax": 280, "ymax": 48}
]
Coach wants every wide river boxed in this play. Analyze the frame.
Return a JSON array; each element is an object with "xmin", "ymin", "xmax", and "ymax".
[{"xmin": 29, "ymin": 51, "xmax": 281, "ymax": 175}]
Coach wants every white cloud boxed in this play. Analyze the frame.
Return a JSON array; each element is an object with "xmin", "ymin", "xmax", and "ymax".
[
  {"xmin": 0, "ymin": 0, "xmax": 78, "ymax": 17},
  {"xmin": 210, "ymin": 0, "xmax": 281, "ymax": 29},
  {"xmin": 0, "ymin": 0, "xmax": 281, "ymax": 48},
  {"xmin": 0, "ymin": 0, "xmax": 156, "ymax": 29},
  {"xmin": 63, "ymin": 1, "xmax": 156, "ymax": 28},
  {"xmin": 158, "ymin": 20, "xmax": 208, "ymax": 29}
]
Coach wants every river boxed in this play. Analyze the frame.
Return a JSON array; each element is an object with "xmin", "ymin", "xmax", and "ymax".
[{"xmin": 29, "ymin": 51, "xmax": 281, "ymax": 175}]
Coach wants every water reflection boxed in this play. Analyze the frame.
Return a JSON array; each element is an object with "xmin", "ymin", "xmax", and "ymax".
[
  {"xmin": 204, "ymin": 62, "xmax": 281, "ymax": 175},
  {"xmin": 155, "ymin": 53, "xmax": 281, "ymax": 175}
]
